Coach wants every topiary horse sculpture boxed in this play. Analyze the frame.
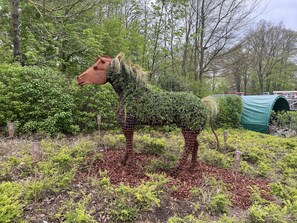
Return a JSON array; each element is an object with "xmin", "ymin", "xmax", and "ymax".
[{"xmin": 77, "ymin": 54, "xmax": 209, "ymax": 175}]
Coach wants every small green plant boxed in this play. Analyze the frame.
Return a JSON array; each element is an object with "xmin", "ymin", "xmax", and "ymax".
[
  {"xmin": 56, "ymin": 195, "xmax": 95, "ymax": 222},
  {"xmin": 240, "ymin": 160, "xmax": 257, "ymax": 176},
  {"xmin": 248, "ymin": 202, "xmax": 289, "ymax": 223},
  {"xmin": 248, "ymin": 186, "xmax": 293, "ymax": 223},
  {"xmin": 135, "ymin": 134, "xmax": 166, "ymax": 155},
  {"xmin": 191, "ymin": 176, "xmax": 231, "ymax": 214},
  {"xmin": 199, "ymin": 148, "xmax": 232, "ymax": 168},
  {"xmin": 145, "ymin": 153, "xmax": 178, "ymax": 172},
  {"xmin": 0, "ymin": 182, "xmax": 26, "ymax": 222},
  {"xmin": 209, "ymin": 193, "xmax": 231, "ymax": 214},
  {"xmin": 109, "ymin": 173, "xmax": 168, "ymax": 222},
  {"xmin": 101, "ymin": 134, "xmax": 126, "ymax": 149}
]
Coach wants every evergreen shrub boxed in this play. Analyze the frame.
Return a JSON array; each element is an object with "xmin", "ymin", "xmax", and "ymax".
[
  {"xmin": 69, "ymin": 82, "xmax": 118, "ymax": 132},
  {"xmin": 0, "ymin": 64, "xmax": 78, "ymax": 135},
  {"xmin": 271, "ymin": 111, "xmax": 297, "ymax": 130},
  {"xmin": 156, "ymin": 73, "xmax": 188, "ymax": 92},
  {"xmin": 215, "ymin": 95, "xmax": 243, "ymax": 129},
  {"xmin": 0, "ymin": 64, "xmax": 118, "ymax": 135}
]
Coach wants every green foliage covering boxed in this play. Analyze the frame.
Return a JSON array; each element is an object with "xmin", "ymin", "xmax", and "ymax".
[
  {"xmin": 0, "ymin": 130, "xmax": 297, "ymax": 221},
  {"xmin": 0, "ymin": 182, "xmax": 25, "ymax": 222},
  {"xmin": 107, "ymin": 58, "xmax": 208, "ymax": 132},
  {"xmin": 0, "ymin": 64, "xmax": 77, "ymax": 134},
  {"xmin": 57, "ymin": 195, "xmax": 95, "ymax": 223},
  {"xmin": 90, "ymin": 172, "xmax": 168, "ymax": 222},
  {"xmin": 214, "ymin": 95, "xmax": 243, "ymax": 129},
  {"xmin": 247, "ymin": 186, "xmax": 296, "ymax": 223}
]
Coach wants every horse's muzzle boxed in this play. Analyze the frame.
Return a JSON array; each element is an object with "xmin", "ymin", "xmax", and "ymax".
[{"xmin": 77, "ymin": 76, "xmax": 84, "ymax": 86}]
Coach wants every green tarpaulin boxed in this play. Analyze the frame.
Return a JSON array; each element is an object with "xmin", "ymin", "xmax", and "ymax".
[{"xmin": 240, "ymin": 95, "xmax": 290, "ymax": 133}]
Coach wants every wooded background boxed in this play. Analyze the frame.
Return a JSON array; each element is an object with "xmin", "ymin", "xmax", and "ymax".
[{"xmin": 1, "ymin": 0, "xmax": 297, "ymax": 96}]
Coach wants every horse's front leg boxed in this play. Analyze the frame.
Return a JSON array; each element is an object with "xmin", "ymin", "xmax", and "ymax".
[{"xmin": 121, "ymin": 125, "xmax": 134, "ymax": 167}]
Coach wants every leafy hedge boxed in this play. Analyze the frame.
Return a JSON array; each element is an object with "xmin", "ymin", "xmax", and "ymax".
[
  {"xmin": 214, "ymin": 95, "xmax": 243, "ymax": 129},
  {"xmin": 0, "ymin": 64, "xmax": 118, "ymax": 135},
  {"xmin": 69, "ymin": 82, "xmax": 118, "ymax": 132},
  {"xmin": 0, "ymin": 64, "xmax": 77, "ymax": 134}
]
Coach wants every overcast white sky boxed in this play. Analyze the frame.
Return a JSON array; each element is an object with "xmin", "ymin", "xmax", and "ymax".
[{"xmin": 257, "ymin": 0, "xmax": 297, "ymax": 31}]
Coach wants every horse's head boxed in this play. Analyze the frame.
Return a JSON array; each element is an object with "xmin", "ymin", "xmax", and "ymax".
[{"xmin": 77, "ymin": 56, "xmax": 112, "ymax": 86}]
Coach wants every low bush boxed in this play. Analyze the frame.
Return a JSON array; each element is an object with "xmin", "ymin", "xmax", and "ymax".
[
  {"xmin": 56, "ymin": 195, "xmax": 95, "ymax": 222},
  {"xmin": 69, "ymin": 81, "xmax": 118, "ymax": 132},
  {"xmin": 271, "ymin": 111, "xmax": 297, "ymax": 130},
  {"xmin": 191, "ymin": 176, "xmax": 231, "ymax": 214},
  {"xmin": 145, "ymin": 153, "xmax": 178, "ymax": 172},
  {"xmin": 199, "ymin": 148, "xmax": 233, "ymax": 168},
  {"xmin": 110, "ymin": 174, "xmax": 168, "ymax": 222},
  {"xmin": 0, "ymin": 64, "xmax": 118, "ymax": 135},
  {"xmin": 209, "ymin": 193, "xmax": 232, "ymax": 214},
  {"xmin": 0, "ymin": 182, "xmax": 26, "ymax": 222},
  {"xmin": 0, "ymin": 64, "xmax": 78, "ymax": 135},
  {"xmin": 135, "ymin": 134, "xmax": 166, "ymax": 155},
  {"xmin": 214, "ymin": 95, "xmax": 243, "ymax": 129}
]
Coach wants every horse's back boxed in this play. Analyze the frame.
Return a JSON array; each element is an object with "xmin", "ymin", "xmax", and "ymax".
[{"xmin": 126, "ymin": 89, "xmax": 208, "ymax": 131}]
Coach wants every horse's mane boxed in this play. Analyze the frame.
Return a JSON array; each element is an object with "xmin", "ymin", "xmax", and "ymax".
[{"xmin": 110, "ymin": 53, "xmax": 147, "ymax": 82}]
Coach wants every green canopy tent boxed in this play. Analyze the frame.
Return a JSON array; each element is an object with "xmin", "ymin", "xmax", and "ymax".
[{"xmin": 240, "ymin": 95, "xmax": 290, "ymax": 133}]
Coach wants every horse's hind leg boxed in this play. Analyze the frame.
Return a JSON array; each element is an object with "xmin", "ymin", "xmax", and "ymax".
[{"xmin": 171, "ymin": 129, "xmax": 198, "ymax": 176}]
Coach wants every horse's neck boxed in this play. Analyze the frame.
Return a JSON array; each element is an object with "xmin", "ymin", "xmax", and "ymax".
[{"xmin": 109, "ymin": 77, "xmax": 146, "ymax": 101}]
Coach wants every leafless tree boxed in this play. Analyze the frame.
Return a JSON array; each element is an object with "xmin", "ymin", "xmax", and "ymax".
[
  {"xmin": 245, "ymin": 21, "xmax": 297, "ymax": 94},
  {"xmin": 182, "ymin": 0, "xmax": 262, "ymax": 85},
  {"xmin": 224, "ymin": 43, "xmax": 250, "ymax": 92}
]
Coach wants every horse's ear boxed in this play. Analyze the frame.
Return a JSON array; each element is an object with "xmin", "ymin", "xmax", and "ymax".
[{"xmin": 115, "ymin": 52, "xmax": 125, "ymax": 62}]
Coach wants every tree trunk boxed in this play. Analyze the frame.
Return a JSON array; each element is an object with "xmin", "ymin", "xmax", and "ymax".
[
  {"xmin": 12, "ymin": 0, "xmax": 20, "ymax": 62},
  {"xmin": 197, "ymin": 0, "xmax": 205, "ymax": 83}
]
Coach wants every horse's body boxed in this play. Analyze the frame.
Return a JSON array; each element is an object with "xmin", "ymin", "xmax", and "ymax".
[{"xmin": 77, "ymin": 54, "xmax": 208, "ymax": 175}]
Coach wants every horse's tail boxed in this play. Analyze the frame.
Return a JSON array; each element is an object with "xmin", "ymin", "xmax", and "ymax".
[{"xmin": 202, "ymin": 96, "xmax": 220, "ymax": 150}]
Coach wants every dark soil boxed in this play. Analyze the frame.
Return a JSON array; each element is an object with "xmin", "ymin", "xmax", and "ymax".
[{"xmin": 76, "ymin": 149, "xmax": 272, "ymax": 210}]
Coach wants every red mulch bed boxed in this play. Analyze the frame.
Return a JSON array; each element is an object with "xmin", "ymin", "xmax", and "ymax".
[{"xmin": 76, "ymin": 150, "xmax": 272, "ymax": 210}]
